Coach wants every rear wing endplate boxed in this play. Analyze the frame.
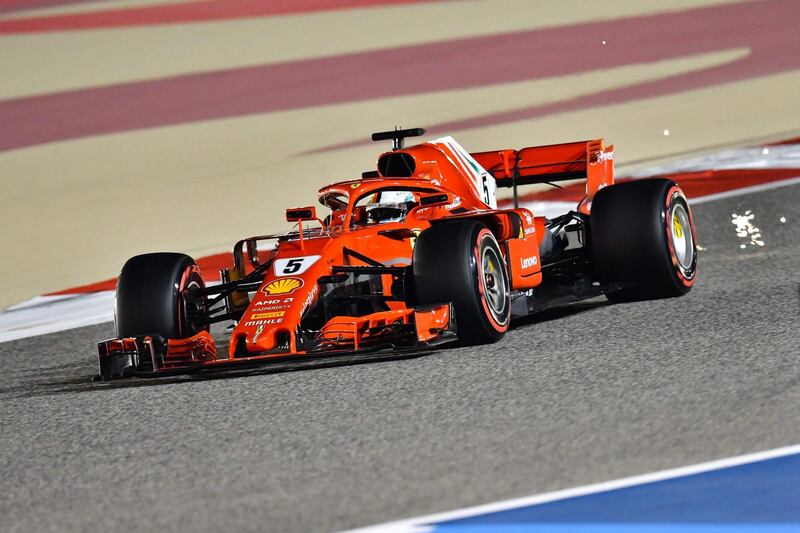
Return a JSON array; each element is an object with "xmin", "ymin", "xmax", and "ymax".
[{"xmin": 471, "ymin": 139, "xmax": 614, "ymax": 213}]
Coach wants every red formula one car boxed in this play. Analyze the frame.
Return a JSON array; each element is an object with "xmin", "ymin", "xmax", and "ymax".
[{"xmin": 97, "ymin": 128, "xmax": 698, "ymax": 379}]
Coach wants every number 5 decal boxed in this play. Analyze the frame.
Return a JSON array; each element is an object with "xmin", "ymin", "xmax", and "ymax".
[
  {"xmin": 273, "ymin": 256, "xmax": 321, "ymax": 277},
  {"xmin": 282, "ymin": 259, "xmax": 304, "ymax": 274},
  {"xmin": 481, "ymin": 175, "xmax": 490, "ymax": 205},
  {"xmin": 481, "ymin": 173, "xmax": 497, "ymax": 208}
]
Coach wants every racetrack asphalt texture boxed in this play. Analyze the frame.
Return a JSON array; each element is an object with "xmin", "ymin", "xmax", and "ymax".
[{"xmin": 1, "ymin": 183, "xmax": 799, "ymax": 532}]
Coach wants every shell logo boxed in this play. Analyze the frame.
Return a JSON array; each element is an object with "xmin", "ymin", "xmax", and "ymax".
[{"xmin": 261, "ymin": 277, "xmax": 304, "ymax": 295}]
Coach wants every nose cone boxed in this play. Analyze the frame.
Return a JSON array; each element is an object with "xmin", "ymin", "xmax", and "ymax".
[{"xmin": 229, "ymin": 248, "xmax": 328, "ymax": 358}]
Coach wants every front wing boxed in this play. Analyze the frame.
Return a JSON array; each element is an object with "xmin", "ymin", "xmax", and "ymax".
[{"xmin": 96, "ymin": 304, "xmax": 455, "ymax": 380}]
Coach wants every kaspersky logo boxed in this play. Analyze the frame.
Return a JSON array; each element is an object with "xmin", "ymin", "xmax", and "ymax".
[{"xmin": 261, "ymin": 277, "xmax": 303, "ymax": 295}]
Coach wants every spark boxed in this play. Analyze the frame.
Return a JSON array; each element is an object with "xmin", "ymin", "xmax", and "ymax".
[
  {"xmin": 663, "ymin": 129, "xmax": 670, "ymax": 136},
  {"xmin": 762, "ymin": 147, "xmax": 770, "ymax": 155},
  {"xmin": 779, "ymin": 216, "xmax": 786, "ymax": 223},
  {"xmin": 602, "ymin": 40, "xmax": 607, "ymax": 45},
  {"xmin": 731, "ymin": 210, "xmax": 764, "ymax": 248}
]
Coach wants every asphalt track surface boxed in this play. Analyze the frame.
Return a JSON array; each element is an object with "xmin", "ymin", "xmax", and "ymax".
[{"xmin": 2, "ymin": 182, "xmax": 799, "ymax": 532}]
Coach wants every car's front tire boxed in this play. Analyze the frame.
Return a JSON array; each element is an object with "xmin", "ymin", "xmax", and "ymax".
[
  {"xmin": 115, "ymin": 252, "xmax": 207, "ymax": 339},
  {"xmin": 413, "ymin": 220, "xmax": 510, "ymax": 344}
]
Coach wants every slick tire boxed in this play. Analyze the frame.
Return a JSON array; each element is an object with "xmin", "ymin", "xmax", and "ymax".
[
  {"xmin": 115, "ymin": 252, "xmax": 207, "ymax": 339},
  {"xmin": 590, "ymin": 178, "xmax": 698, "ymax": 302},
  {"xmin": 413, "ymin": 220, "xmax": 510, "ymax": 345}
]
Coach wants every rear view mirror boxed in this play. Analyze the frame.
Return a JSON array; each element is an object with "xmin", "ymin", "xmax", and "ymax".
[
  {"xmin": 419, "ymin": 193, "xmax": 451, "ymax": 206},
  {"xmin": 286, "ymin": 206, "xmax": 317, "ymax": 222}
]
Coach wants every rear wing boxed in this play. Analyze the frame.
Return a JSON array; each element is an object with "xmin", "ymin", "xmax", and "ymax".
[{"xmin": 471, "ymin": 139, "xmax": 614, "ymax": 213}]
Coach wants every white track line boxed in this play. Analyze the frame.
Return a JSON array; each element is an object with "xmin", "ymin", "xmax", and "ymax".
[
  {"xmin": 688, "ymin": 175, "xmax": 800, "ymax": 205},
  {"xmin": 345, "ymin": 444, "xmax": 800, "ymax": 533},
  {"xmin": 627, "ymin": 144, "xmax": 800, "ymax": 177},
  {"xmin": 0, "ymin": 291, "xmax": 115, "ymax": 343}
]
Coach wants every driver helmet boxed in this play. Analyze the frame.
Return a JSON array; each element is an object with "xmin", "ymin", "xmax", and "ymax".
[{"xmin": 366, "ymin": 191, "xmax": 416, "ymax": 224}]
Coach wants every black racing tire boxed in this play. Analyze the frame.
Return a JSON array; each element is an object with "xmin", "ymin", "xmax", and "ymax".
[
  {"xmin": 590, "ymin": 178, "xmax": 698, "ymax": 302},
  {"xmin": 413, "ymin": 220, "xmax": 510, "ymax": 345},
  {"xmin": 115, "ymin": 252, "xmax": 207, "ymax": 339}
]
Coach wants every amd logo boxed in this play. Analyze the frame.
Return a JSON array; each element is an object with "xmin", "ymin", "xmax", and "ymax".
[{"xmin": 254, "ymin": 297, "xmax": 294, "ymax": 306}]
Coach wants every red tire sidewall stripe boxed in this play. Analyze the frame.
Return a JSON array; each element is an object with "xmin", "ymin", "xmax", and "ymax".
[
  {"xmin": 177, "ymin": 264, "xmax": 203, "ymax": 337},
  {"xmin": 474, "ymin": 228, "xmax": 510, "ymax": 333},
  {"xmin": 665, "ymin": 186, "xmax": 697, "ymax": 288}
]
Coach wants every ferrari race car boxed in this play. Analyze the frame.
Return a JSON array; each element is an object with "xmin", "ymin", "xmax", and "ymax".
[{"xmin": 97, "ymin": 128, "xmax": 698, "ymax": 379}]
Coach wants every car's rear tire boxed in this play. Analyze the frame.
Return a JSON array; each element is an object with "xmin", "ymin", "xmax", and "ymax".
[
  {"xmin": 591, "ymin": 178, "xmax": 698, "ymax": 302},
  {"xmin": 413, "ymin": 220, "xmax": 510, "ymax": 345},
  {"xmin": 115, "ymin": 252, "xmax": 207, "ymax": 339}
]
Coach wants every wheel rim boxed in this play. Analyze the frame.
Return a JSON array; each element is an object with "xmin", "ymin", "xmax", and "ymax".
[
  {"xmin": 669, "ymin": 202, "xmax": 694, "ymax": 270},
  {"xmin": 180, "ymin": 273, "xmax": 207, "ymax": 336},
  {"xmin": 481, "ymin": 244, "xmax": 509, "ymax": 324}
]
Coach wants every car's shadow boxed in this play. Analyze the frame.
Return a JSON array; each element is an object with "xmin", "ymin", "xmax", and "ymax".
[
  {"xmin": 5, "ymin": 349, "xmax": 435, "ymax": 399},
  {"xmin": 6, "ymin": 300, "xmax": 610, "ymax": 399},
  {"xmin": 510, "ymin": 299, "xmax": 610, "ymax": 329}
]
